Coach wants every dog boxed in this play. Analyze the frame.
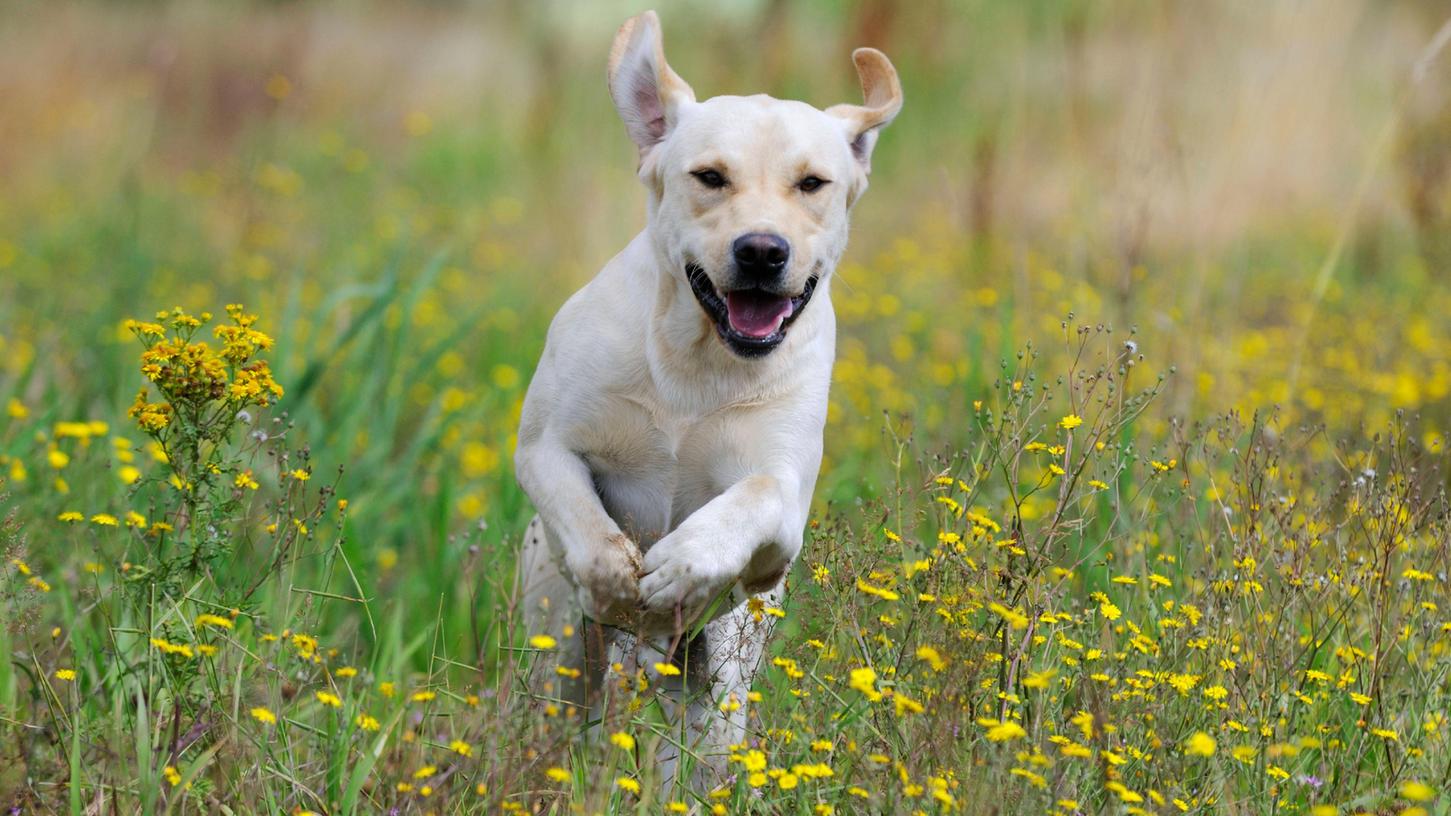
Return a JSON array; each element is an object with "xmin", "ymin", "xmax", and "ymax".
[{"xmin": 514, "ymin": 9, "xmax": 901, "ymax": 784}]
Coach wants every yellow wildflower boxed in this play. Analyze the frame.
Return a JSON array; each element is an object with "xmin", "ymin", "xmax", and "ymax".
[
  {"xmin": 983, "ymin": 719, "xmax": 1027, "ymax": 741},
  {"xmin": 195, "ymin": 613, "xmax": 233, "ymax": 630},
  {"xmin": 1400, "ymin": 781, "xmax": 1435, "ymax": 802},
  {"xmin": 849, "ymin": 667, "xmax": 882, "ymax": 702},
  {"xmin": 1184, "ymin": 731, "xmax": 1216, "ymax": 757}
]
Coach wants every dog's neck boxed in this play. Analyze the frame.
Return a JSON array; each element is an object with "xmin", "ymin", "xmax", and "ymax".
[{"xmin": 628, "ymin": 229, "xmax": 833, "ymax": 415}]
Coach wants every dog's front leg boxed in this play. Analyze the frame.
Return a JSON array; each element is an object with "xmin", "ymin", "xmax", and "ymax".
[
  {"xmin": 516, "ymin": 437, "xmax": 643, "ymax": 626},
  {"xmin": 638, "ymin": 471, "xmax": 802, "ymax": 624}
]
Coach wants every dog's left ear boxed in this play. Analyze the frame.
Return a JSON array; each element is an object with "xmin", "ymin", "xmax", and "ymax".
[
  {"xmin": 826, "ymin": 48, "xmax": 904, "ymax": 173},
  {"xmin": 608, "ymin": 10, "xmax": 696, "ymax": 158}
]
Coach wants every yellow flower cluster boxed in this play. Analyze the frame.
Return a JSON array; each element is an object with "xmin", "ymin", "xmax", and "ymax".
[{"xmin": 125, "ymin": 306, "xmax": 282, "ymax": 437}]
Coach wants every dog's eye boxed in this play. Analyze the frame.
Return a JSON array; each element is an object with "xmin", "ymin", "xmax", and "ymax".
[
  {"xmin": 691, "ymin": 169, "xmax": 728, "ymax": 189},
  {"xmin": 797, "ymin": 175, "xmax": 829, "ymax": 193}
]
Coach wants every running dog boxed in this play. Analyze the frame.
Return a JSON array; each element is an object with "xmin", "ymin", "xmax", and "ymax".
[{"xmin": 514, "ymin": 9, "xmax": 901, "ymax": 782}]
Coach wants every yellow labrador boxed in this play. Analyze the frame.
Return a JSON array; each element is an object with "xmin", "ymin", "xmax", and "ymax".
[{"xmin": 514, "ymin": 9, "xmax": 900, "ymax": 781}]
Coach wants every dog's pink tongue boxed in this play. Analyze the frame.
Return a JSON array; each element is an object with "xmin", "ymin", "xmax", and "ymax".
[{"xmin": 726, "ymin": 290, "xmax": 792, "ymax": 338}]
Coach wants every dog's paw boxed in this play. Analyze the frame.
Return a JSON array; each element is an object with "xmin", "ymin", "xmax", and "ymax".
[
  {"xmin": 570, "ymin": 533, "xmax": 644, "ymax": 627},
  {"xmin": 638, "ymin": 526, "xmax": 746, "ymax": 628}
]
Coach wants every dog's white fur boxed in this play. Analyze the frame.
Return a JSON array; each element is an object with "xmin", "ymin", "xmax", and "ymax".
[{"xmin": 514, "ymin": 9, "xmax": 900, "ymax": 781}]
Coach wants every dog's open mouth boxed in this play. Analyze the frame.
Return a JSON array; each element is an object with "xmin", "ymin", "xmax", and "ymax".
[{"xmin": 686, "ymin": 264, "xmax": 819, "ymax": 358}]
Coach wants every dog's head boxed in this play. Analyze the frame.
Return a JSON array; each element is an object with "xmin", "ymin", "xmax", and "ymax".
[{"xmin": 608, "ymin": 11, "xmax": 902, "ymax": 359}]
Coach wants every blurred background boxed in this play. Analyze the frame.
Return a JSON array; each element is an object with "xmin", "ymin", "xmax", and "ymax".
[{"xmin": 1, "ymin": 0, "xmax": 1449, "ymax": 569}]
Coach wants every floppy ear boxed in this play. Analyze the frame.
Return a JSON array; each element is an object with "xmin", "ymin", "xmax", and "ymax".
[
  {"xmin": 826, "ymin": 48, "xmax": 904, "ymax": 173},
  {"xmin": 608, "ymin": 10, "xmax": 696, "ymax": 157}
]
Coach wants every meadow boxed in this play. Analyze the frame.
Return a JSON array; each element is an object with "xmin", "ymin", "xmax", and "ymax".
[{"xmin": 2, "ymin": 1, "xmax": 1451, "ymax": 813}]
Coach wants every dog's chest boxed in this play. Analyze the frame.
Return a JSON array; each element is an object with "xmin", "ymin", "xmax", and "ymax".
[
  {"xmin": 634, "ymin": 390, "xmax": 705, "ymax": 458},
  {"xmin": 582, "ymin": 392, "xmax": 740, "ymax": 547}
]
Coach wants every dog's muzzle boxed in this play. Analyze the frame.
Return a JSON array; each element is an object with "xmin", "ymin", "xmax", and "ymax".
[{"xmin": 686, "ymin": 263, "xmax": 819, "ymax": 358}]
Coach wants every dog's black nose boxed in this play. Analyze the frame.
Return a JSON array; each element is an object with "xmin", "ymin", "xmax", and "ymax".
[{"xmin": 732, "ymin": 233, "xmax": 790, "ymax": 280}]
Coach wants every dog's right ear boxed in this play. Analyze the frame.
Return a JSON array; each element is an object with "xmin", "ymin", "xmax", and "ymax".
[{"xmin": 608, "ymin": 10, "xmax": 695, "ymax": 157}]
